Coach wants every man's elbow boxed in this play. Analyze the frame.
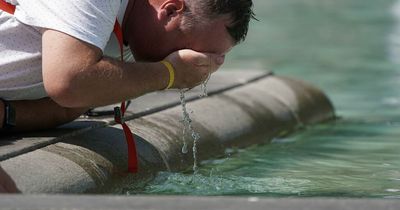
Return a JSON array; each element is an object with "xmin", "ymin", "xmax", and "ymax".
[{"xmin": 44, "ymin": 78, "xmax": 85, "ymax": 108}]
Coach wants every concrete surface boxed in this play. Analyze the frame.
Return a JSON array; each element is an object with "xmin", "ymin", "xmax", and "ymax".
[
  {"xmin": 0, "ymin": 70, "xmax": 335, "ymax": 193},
  {"xmin": 0, "ymin": 195, "xmax": 399, "ymax": 210}
]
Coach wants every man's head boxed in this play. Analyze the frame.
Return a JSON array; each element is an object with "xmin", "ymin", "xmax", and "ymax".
[
  {"xmin": 123, "ymin": 0, "xmax": 255, "ymax": 62},
  {"xmin": 182, "ymin": 0, "xmax": 255, "ymax": 44}
]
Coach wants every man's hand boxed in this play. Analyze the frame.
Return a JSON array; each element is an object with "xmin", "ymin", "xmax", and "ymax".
[
  {"xmin": 0, "ymin": 166, "xmax": 19, "ymax": 193},
  {"xmin": 164, "ymin": 49, "xmax": 225, "ymax": 89}
]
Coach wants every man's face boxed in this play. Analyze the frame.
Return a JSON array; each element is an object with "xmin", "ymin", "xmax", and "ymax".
[
  {"xmin": 181, "ymin": 17, "xmax": 234, "ymax": 59},
  {"xmin": 131, "ymin": 16, "xmax": 234, "ymax": 62}
]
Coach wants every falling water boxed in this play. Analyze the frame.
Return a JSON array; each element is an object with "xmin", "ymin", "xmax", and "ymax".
[
  {"xmin": 179, "ymin": 74, "xmax": 211, "ymax": 173},
  {"xmin": 199, "ymin": 73, "xmax": 211, "ymax": 97},
  {"xmin": 179, "ymin": 89, "xmax": 200, "ymax": 173}
]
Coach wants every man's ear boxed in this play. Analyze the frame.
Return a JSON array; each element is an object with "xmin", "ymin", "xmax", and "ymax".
[{"xmin": 158, "ymin": 0, "xmax": 185, "ymax": 20}]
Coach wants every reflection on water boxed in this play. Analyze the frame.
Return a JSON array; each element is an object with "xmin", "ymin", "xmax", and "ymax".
[{"xmin": 122, "ymin": 0, "xmax": 400, "ymax": 198}]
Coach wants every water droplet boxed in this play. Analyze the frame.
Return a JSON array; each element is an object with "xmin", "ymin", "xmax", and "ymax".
[
  {"xmin": 192, "ymin": 132, "xmax": 200, "ymax": 140},
  {"xmin": 200, "ymin": 73, "xmax": 211, "ymax": 97},
  {"xmin": 182, "ymin": 143, "xmax": 188, "ymax": 154}
]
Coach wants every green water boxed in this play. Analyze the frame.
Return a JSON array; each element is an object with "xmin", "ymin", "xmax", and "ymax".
[{"xmin": 124, "ymin": 0, "xmax": 400, "ymax": 198}]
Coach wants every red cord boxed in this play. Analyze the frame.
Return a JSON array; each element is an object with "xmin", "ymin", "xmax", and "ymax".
[
  {"xmin": 0, "ymin": 0, "xmax": 16, "ymax": 15},
  {"xmin": 114, "ymin": 21, "xmax": 139, "ymax": 173}
]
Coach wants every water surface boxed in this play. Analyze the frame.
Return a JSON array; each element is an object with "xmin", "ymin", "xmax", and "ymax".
[{"xmin": 122, "ymin": 0, "xmax": 400, "ymax": 198}]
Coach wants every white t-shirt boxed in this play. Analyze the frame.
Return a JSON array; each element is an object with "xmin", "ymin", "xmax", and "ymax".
[{"xmin": 0, "ymin": 0, "xmax": 129, "ymax": 100}]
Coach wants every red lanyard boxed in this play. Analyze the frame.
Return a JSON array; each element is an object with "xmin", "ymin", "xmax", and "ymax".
[
  {"xmin": 0, "ymin": 0, "xmax": 138, "ymax": 173},
  {"xmin": 0, "ymin": 0, "xmax": 15, "ymax": 14},
  {"xmin": 113, "ymin": 21, "xmax": 138, "ymax": 174}
]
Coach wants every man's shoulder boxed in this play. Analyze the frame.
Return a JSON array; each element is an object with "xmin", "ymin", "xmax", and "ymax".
[{"xmin": 15, "ymin": 0, "xmax": 122, "ymax": 51}]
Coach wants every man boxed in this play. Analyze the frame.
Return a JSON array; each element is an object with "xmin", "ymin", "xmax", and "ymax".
[
  {"xmin": 0, "ymin": 0, "xmax": 255, "ymax": 192},
  {"xmin": 0, "ymin": 0, "xmax": 254, "ymax": 131}
]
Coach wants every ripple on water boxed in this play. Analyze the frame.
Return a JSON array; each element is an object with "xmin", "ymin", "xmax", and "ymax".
[
  {"xmin": 133, "ymin": 172, "xmax": 311, "ymax": 196},
  {"xmin": 116, "ymin": 0, "xmax": 400, "ymax": 199}
]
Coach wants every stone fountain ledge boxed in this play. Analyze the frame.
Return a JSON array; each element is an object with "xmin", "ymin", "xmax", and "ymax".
[
  {"xmin": 1, "ymin": 195, "xmax": 399, "ymax": 210},
  {"xmin": 0, "ymin": 69, "xmax": 334, "ymax": 193}
]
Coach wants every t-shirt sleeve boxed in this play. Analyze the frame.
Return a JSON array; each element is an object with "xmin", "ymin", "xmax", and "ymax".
[{"xmin": 14, "ymin": 0, "xmax": 120, "ymax": 51}]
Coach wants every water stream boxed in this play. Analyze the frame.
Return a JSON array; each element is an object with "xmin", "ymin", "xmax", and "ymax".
[
  {"xmin": 178, "ymin": 74, "xmax": 211, "ymax": 173},
  {"xmin": 179, "ymin": 89, "xmax": 200, "ymax": 173}
]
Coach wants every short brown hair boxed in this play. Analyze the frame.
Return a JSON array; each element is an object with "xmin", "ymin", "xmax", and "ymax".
[{"xmin": 184, "ymin": 0, "xmax": 256, "ymax": 44}]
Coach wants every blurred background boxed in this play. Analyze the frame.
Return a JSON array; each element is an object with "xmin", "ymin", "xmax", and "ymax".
[{"xmin": 225, "ymin": 0, "xmax": 400, "ymax": 119}]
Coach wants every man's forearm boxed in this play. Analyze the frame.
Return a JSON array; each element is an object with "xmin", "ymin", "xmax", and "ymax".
[
  {"xmin": 42, "ymin": 29, "xmax": 170, "ymax": 108},
  {"xmin": 47, "ymin": 57, "xmax": 170, "ymax": 108},
  {"xmin": 0, "ymin": 98, "xmax": 87, "ymax": 132},
  {"xmin": 0, "ymin": 166, "xmax": 19, "ymax": 193},
  {"xmin": 42, "ymin": 30, "xmax": 222, "ymax": 108}
]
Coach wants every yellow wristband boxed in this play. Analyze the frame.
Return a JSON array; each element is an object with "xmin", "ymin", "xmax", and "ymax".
[{"xmin": 160, "ymin": 60, "xmax": 175, "ymax": 90}]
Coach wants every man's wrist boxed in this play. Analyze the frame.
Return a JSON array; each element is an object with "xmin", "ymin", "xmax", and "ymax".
[
  {"xmin": 0, "ymin": 99, "xmax": 16, "ymax": 129},
  {"xmin": 0, "ymin": 100, "xmax": 4, "ymax": 128},
  {"xmin": 160, "ymin": 60, "xmax": 175, "ymax": 90}
]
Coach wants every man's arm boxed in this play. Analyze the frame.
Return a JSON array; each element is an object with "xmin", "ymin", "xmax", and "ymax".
[
  {"xmin": 42, "ymin": 29, "xmax": 223, "ymax": 108},
  {"xmin": 0, "ymin": 166, "xmax": 19, "ymax": 193},
  {"xmin": 0, "ymin": 98, "xmax": 87, "ymax": 132}
]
